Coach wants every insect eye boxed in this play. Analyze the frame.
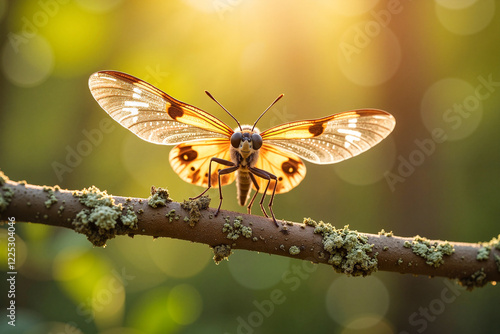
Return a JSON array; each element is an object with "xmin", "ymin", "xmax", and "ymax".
[
  {"xmin": 231, "ymin": 132, "xmax": 243, "ymax": 148},
  {"xmin": 251, "ymin": 133, "xmax": 263, "ymax": 150}
]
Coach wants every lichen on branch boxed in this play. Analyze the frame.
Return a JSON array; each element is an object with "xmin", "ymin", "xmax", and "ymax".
[{"xmin": 0, "ymin": 170, "xmax": 499, "ymax": 289}]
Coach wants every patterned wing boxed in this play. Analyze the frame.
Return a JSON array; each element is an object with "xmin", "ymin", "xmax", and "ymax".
[
  {"xmin": 88, "ymin": 71, "xmax": 234, "ymax": 145},
  {"xmin": 169, "ymin": 138, "xmax": 235, "ymax": 188},
  {"xmin": 253, "ymin": 144, "xmax": 306, "ymax": 194},
  {"xmin": 260, "ymin": 109, "xmax": 395, "ymax": 164}
]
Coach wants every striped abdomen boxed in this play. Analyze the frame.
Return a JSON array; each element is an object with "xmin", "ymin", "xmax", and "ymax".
[{"xmin": 236, "ymin": 170, "xmax": 252, "ymax": 206}]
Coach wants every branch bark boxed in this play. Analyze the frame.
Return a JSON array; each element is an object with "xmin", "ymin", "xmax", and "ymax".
[{"xmin": 1, "ymin": 172, "xmax": 499, "ymax": 289}]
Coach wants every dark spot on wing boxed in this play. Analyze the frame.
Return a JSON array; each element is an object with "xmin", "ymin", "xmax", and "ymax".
[
  {"xmin": 190, "ymin": 167, "xmax": 195, "ymax": 171},
  {"xmin": 168, "ymin": 105, "xmax": 184, "ymax": 120},
  {"xmin": 191, "ymin": 169, "xmax": 201, "ymax": 183},
  {"xmin": 210, "ymin": 172, "xmax": 219, "ymax": 186},
  {"xmin": 178, "ymin": 146, "xmax": 197, "ymax": 162},
  {"xmin": 282, "ymin": 159, "xmax": 300, "ymax": 175},
  {"xmin": 308, "ymin": 122, "xmax": 326, "ymax": 136}
]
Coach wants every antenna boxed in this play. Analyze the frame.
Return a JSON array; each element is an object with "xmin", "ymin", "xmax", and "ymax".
[
  {"xmin": 252, "ymin": 94, "xmax": 284, "ymax": 131},
  {"xmin": 205, "ymin": 91, "xmax": 242, "ymax": 131}
]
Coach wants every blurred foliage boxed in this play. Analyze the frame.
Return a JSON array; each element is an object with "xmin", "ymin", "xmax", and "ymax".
[{"xmin": 1, "ymin": 0, "xmax": 500, "ymax": 333}]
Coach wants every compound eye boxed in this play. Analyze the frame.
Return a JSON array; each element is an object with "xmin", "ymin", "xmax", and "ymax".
[
  {"xmin": 230, "ymin": 132, "xmax": 243, "ymax": 148},
  {"xmin": 251, "ymin": 133, "xmax": 263, "ymax": 150}
]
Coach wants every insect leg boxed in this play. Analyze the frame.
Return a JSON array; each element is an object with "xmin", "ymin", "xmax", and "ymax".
[
  {"xmin": 249, "ymin": 167, "xmax": 279, "ymax": 227},
  {"xmin": 214, "ymin": 165, "xmax": 239, "ymax": 216},
  {"xmin": 247, "ymin": 173, "xmax": 260, "ymax": 215},
  {"xmin": 190, "ymin": 157, "xmax": 235, "ymax": 200}
]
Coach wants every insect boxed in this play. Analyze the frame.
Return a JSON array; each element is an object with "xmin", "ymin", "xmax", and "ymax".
[{"xmin": 89, "ymin": 71, "xmax": 396, "ymax": 226}]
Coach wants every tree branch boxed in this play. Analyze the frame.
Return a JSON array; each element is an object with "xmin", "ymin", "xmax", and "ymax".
[{"xmin": 1, "ymin": 171, "xmax": 499, "ymax": 290}]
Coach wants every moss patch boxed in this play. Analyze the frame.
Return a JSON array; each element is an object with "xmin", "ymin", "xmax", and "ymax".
[
  {"xmin": 488, "ymin": 235, "xmax": 500, "ymax": 250},
  {"xmin": 147, "ymin": 186, "xmax": 171, "ymax": 208},
  {"xmin": 222, "ymin": 216, "xmax": 252, "ymax": 240},
  {"xmin": 303, "ymin": 217, "xmax": 318, "ymax": 227},
  {"xmin": 181, "ymin": 195, "xmax": 210, "ymax": 227},
  {"xmin": 289, "ymin": 245, "xmax": 300, "ymax": 255},
  {"xmin": 477, "ymin": 235, "xmax": 500, "ymax": 263},
  {"xmin": 0, "ymin": 185, "xmax": 15, "ymax": 213},
  {"xmin": 72, "ymin": 186, "xmax": 138, "ymax": 247},
  {"xmin": 458, "ymin": 268, "xmax": 487, "ymax": 291},
  {"xmin": 407, "ymin": 236, "xmax": 454, "ymax": 267},
  {"xmin": 165, "ymin": 209, "xmax": 180, "ymax": 223},
  {"xmin": 43, "ymin": 186, "xmax": 58, "ymax": 209},
  {"xmin": 314, "ymin": 222, "xmax": 378, "ymax": 277},
  {"xmin": 378, "ymin": 229, "xmax": 393, "ymax": 237},
  {"xmin": 212, "ymin": 244, "xmax": 232, "ymax": 265},
  {"xmin": 476, "ymin": 246, "xmax": 491, "ymax": 261}
]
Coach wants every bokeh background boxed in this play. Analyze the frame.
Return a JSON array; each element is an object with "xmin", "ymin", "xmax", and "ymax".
[{"xmin": 1, "ymin": 0, "xmax": 499, "ymax": 333}]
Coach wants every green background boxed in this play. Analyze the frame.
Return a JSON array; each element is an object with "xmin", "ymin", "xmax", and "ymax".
[{"xmin": 1, "ymin": 0, "xmax": 499, "ymax": 333}]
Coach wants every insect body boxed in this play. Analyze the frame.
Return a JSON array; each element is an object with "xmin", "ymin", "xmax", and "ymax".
[
  {"xmin": 89, "ymin": 71, "xmax": 396, "ymax": 226},
  {"xmin": 230, "ymin": 126, "xmax": 263, "ymax": 206}
]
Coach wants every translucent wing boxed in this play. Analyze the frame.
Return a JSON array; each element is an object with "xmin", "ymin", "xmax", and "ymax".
[
  {"xmin": 260, "ymin": 109, "xmax": 395, "ymax": 164},
  {"xmin": 88, "ymin": 71, "xmax": 234, "ymax": 145},
  {"xmin": 254, "ymin": 144, "xmax": 306, "ymax": 194},
  {"xmin": 169, "ymin": 138, "xmax": 235, "ymax": 188}
]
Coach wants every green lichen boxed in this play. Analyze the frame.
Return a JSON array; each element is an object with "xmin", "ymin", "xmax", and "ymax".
[
  {"xmin": 313, "ymin": 222, "xmax": 377, "ymax": 277},
  {"xmin": 403, "ymin": 241, "xmax": 411, "ymax": 248},
  {"xmin": 383, "ymin": 246, "xmax": 389, "ymax": 251},
  {"xmin": 397, "ymin": 258, "xmax": 403, "ymax": 265},
  {"xmin": 289, "ymin": 246, "xmax": 300, "ymax": 255},
  {"xmin": 212, "ymin": 244, "xmax": 232, "ymax": 264},
  {"xmin": 0, "ymin": 184, "xmax": 15, "ymax": 213},
  {"xmin": 165, "ymin": 209, "xmax": 180, "ymax": 223},
  {"xmin": 121, "ymin": 207, "xmax": 138, "ymax": 227},
  {"xmin": 458, "ymin": 268, "xmax": 488, "ymax": 291},
  {"xmin": 43, "ymin": 186, "xmax": 58, "ymax": 209},
  {"xmin": 489, "ymin": 235, "xmax": 500, "ymax": 250},
  {"xmin": 91, "ymin": 206, "xmax": 120, "ymax": 229},
  {"xmin": 476, "ymin": 246, "xmax": 491, "ymax": 261},
  {"xmin": 180, "ymin": 195, "xmax": 210, "ymax": 227},
  {"xmin": 378, "ymin": 229, "xmax": 393, "ymax": 237},
  {"xmin": 147, "ymin": 186, "xmax": 171, "ymax": 208},
  {"xmin": 72, "ymin": 186, "xmax": 138, "ymax": 247},
  {"xmin": 57, "ymin": 205, "xmax": 65, "ymax": 216},
  {"xmin": 476, "ymin": 235, "xmax": 500, "ymax": 264},
  {"xmin": 222, "ymin": 216, "xmax": 253, "ymax": 240},
  {"xmin": 408, "ymin": 236, "xmax": 455, "ymax": 267},
  {"xmin": 303, "ymin": 217, "xmax": 317, "ymax": 227}
]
